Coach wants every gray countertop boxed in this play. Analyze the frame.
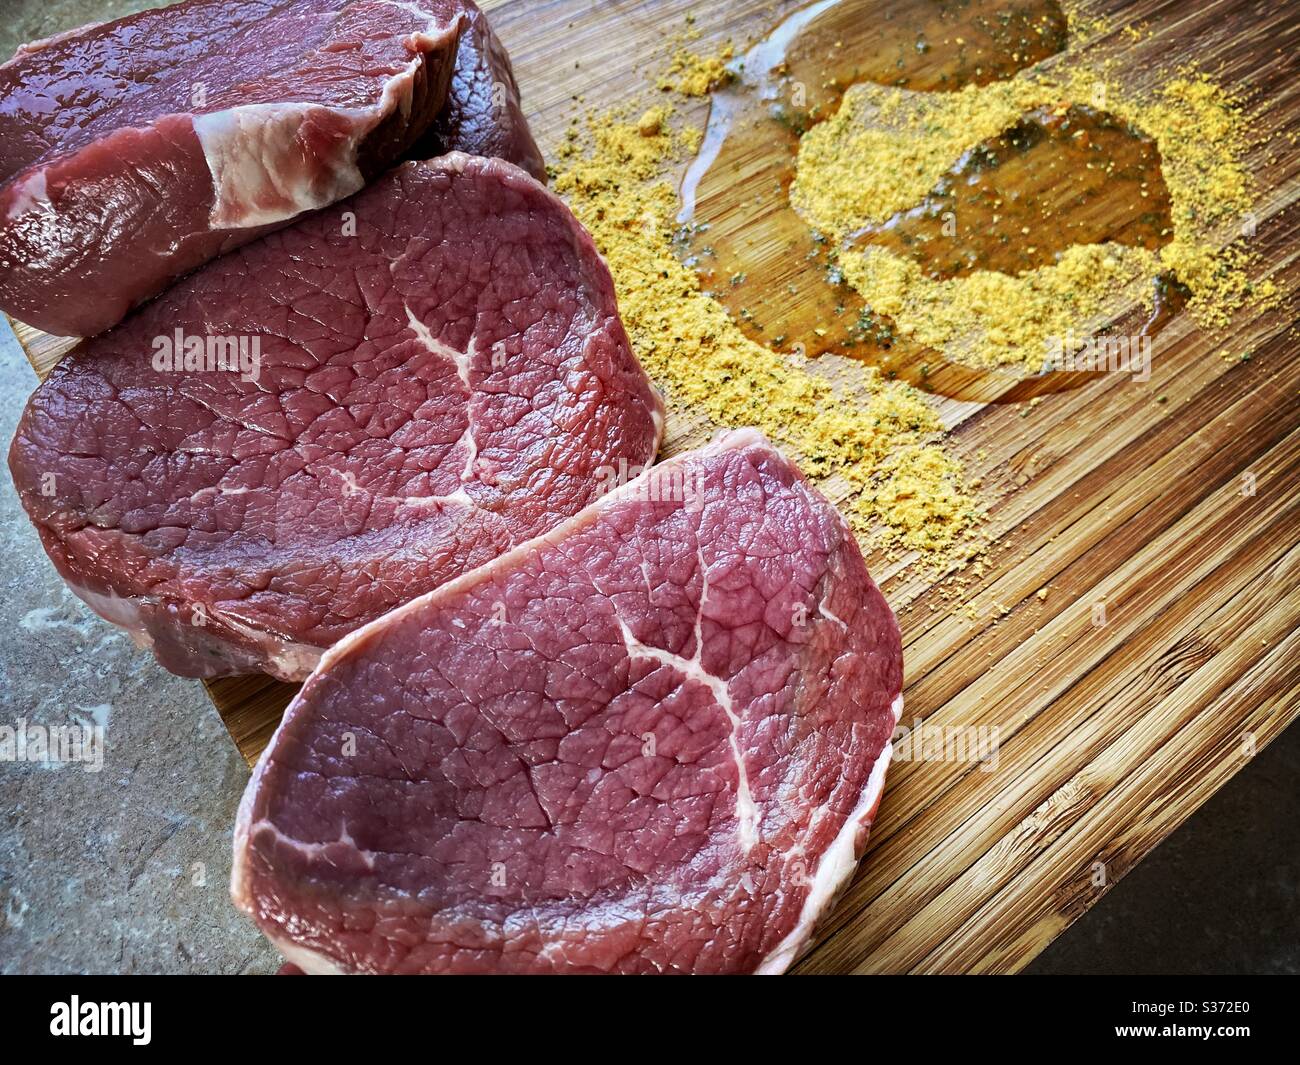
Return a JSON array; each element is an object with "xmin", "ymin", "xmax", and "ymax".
[
  {"xmin": 0, "ymin": 327, "xmax": 278, "ymax": 974},
  {"xmin": 0, "ymin": 0, "xmax": 286, "ymax": 974}
]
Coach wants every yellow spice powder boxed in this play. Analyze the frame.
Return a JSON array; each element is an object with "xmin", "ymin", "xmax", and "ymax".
[
  {"xmin": 656, "ymin": 45, "xmax": 736, "ymax": 97},
  {"xmin": 552, "ymin": 114, "xmax": 983, "ymax": 562},
  {"xmin": 792, "ymin": 65, "xmax": 1275, "ymax": 370}
]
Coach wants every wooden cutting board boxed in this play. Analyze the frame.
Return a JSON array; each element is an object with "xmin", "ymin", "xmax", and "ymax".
[{"xmin": 7, "ymin": 0, "xmax": 1299, "ymax": 974}]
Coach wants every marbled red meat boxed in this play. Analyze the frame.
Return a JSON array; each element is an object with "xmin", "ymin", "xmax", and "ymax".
[
  {"xmin": 232, "ymin": 430, "xmax": 903, "ymax": 974},
  {"xmin": 0, "ymin": 0, "xmax": 541, "ymax": 336},
  {"xmin": 416, "ymin": 1, "xmax": 547, "ymax": 182},
  {"xmin": 9, "ymin": 154, "xmax": 663, "ymax": 680}
]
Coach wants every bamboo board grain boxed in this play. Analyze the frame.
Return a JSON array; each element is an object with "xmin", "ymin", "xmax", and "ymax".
[{"xmin": 6, "ymin": 0, "xmax": 1299, "ymax": 975}]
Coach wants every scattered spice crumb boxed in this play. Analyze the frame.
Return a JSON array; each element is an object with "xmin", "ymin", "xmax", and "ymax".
[
  {"xmin": 552, "ymin": 106, "xmax": 984, "ymax": 564},
  {"xmin": 656, "ymin": 44, "xmax": 736, "ymax": 96}
]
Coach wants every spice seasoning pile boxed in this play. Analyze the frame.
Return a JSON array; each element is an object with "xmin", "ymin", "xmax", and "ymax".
[
  {"xmin": 554, "ymin": 106, "xmax": 985, "ymax": 564},
  {"xmin": 549, "ymin": 9, "xmax": 1273, "ymax": 569},
  {"xmin": 794, "ymin": 64, "xmax": 1274, "ymax": 370}
]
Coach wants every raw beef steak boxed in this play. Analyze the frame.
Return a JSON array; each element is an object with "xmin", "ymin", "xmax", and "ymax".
[
  {"xmin": 0, "ymin": 0, "xmax": 467, "ymax": 336},
  {"xmin": 9, "ymin": 153, "xmax": 664, "ymax": 681},
  {"xmin": 232, "ymin": 430, "xmax": 904, "ymax": 974},
  {"xmin": 415, "ymin": 0, "xmax": 547, "ymax": 182}
]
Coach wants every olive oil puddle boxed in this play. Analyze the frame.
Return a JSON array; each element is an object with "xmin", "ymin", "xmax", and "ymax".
[
  {"xmin": 849, "ymin": 104, "xmax": 1172, "ymax": 280},
  {"xmin": 678, "ymin": 0, "xmax": 1181, "ymax": 402}
]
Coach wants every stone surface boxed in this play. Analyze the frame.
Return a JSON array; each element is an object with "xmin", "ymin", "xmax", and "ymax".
[
  {"xmin": 0, "ymin": 0, "xmax": 273, "ymax": 977},
  {"xmin": 0, "ymin": 0, "xmax": 170, "ymax": 58},
  {"xmin": 0, "ymin": 326, "xmax": 278, "ymax": 975}
]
